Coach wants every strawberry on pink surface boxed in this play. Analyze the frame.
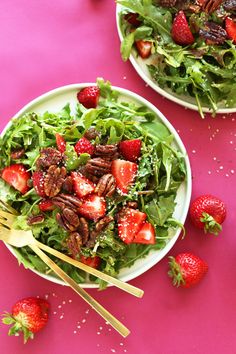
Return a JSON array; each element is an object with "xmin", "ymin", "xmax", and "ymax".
[
  {"xmin": 1, "ymin": 164, "xmax": 31, "ymax": 194},
  {"xmin": 225, "ymin": 17, "xmax": 236, "ymax": 43},
  {"xmin": 133, "ymin": 222, "xmax": 156, "ymax": 244},
  {"xmin": 171, "ymin": 10, "xmax": 194, "ymax": 45},
  {"xmin": 32, "ymin": 171, "xmax": 46, "ymax": 197},
  {"xmin": 74, "ymin": 137, "xmax": 95, "ymax": 156},
  {"xmin": 2, "ymin": 297, "xmax": 49, "ymax": 343},
  {"xmin": 119, "ymin": 139, "xmax": 142, "ymax": 162},
  {"xmin": 78, "ymin": 194, "xmax": 106, "ymax": 221},
  {"xmin": 77, "ymin": 86, "xmax": 100, "ymax": 109},
  {"xmin": 71, "ymin": 171, "xmax": 95, "ymax": 198},
  {"xmin": 135, "ymin": 40, "xmax": 152, "ymax": 58},
  {"xmin": 55, "ymin": 133, "xmax": 66, "ymax": 153},
  {"xmin": 111, "ymin": 159, "xmax": 138, "ymax": 194},
  {"xmin": 118, "ymin": 208, "xmax": 147, "ymax": 244}
]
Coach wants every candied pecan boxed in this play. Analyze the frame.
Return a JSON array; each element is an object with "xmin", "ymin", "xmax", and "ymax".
[
  {"xmin": 94, "ymin": 174, "xmax": 116, "ymax": 197},
  {"xmin": 85, "ymin": 158, "xmax": 111, "ymax": 177},
  {"xmin": 77, "ymin": 217, "xmax": 90, "ymax": 245},
  {"xmin": 62, "ymin": 176, "xmax": 74, "ymax": 193},
  {"xmin": 56, "ymin": 210, "xmax": 80, "ymax": 232},
  {"xmin": 94, "ymin": 144, "xmax": 119, "ymax": 160},
  {"xmin": 125, "ymin": 201, "xmax": 138, "ymax": 209},
  {"xmin": 86, "ymin": 215, "xmax": 114, "ymax": 248},
  {"xmin": 223, "ymin": 0, "xmax": 236, "ymax": 10},
  {"xmin": 52, "ymin": 193, "xmax": 82, "ymax": 212},
  {"xmin": 158, "ymin": 0, "xmax": 177, "ymax": 7},
  {"xmin": 27, "ymin": 214, "xmax": 45, "ymax": 225},
  {"xmin": 66, "ymin": 232, "xmax": 83, "ymax": 258},
  {"xmin": 44, "ymin": 165, "xmax": 67, "ymax": 197},
  {"xmin": 84, "ymin": 127, "xmax": 100, "ymax": 141},
  {"xmin": 36, "ymin": 147, "xmax": 62, "ymax": 170},
  {"xmin": 10, "ymin": 148, "xmax": 25, "ymax": 160},
  {"xmin": 199, "ymin": 22, "xmax": 227, "ymax": 44},
  {"xmin": 201, "ymin": 0, "xmax": 222, "ymax": 13}
]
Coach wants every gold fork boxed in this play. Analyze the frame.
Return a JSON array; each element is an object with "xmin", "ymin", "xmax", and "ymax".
[{"xmin": 0, "ymin": 207, "xmax": 133, "ymax": 337}]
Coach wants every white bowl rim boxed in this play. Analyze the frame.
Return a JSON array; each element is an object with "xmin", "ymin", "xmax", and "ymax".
[{"xmin": 1, "ymin": 82, "xmax": 192, "ymax": 288}]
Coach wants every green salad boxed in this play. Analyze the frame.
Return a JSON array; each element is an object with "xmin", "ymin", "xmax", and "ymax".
[
  {"xmin": 118, "ymin": 0, "xmax": 236, "ymax": 117},
  {"xmin": 0, "ymin": 78, "xmax": 186, "ymax": 288}
]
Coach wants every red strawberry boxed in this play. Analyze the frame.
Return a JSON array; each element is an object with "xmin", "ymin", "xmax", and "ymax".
[
  {"xmin": 32, "ymin": 171, "xmax": 46, "ymax": 197},
  {"xmin": 55, "ymin": 133, "xmax": 66, "ymax": 153},
  {"xmin": 74, "ymin": 137, "xmax": 95, "ymax": 156},
  {"xmin": 77, "ymin": 86, "xmax": 100, "ymax": 109},
  {"xmin": 78, "ymin": 194, "xmax": 106, "ymax": 221},
  {"xmin": 80, "ymin": 255, "xmax": 101, "ymax": 269},
  {"xmin": 71, "ymin": 171, "xmax": 95, "ymax": 198},
  {"xmin": 171, "ymin": 10, "xmax": 194, "ymax": 45},
  {"xmin": 133, "ymin": 222, "xmax": 155, "ymax": 244},
  {"xmin": 118, "ymin": 208, "xmax": 147, "ymax": 244},
  {"xmin": 135, "ymin": 40, "xmax": 152, "ymax": 58},
  {"xmin": 190, "ymin": 194, "xmax": 226, "ymax": 235},
  {"xmin": 111, "ymin": 159, "xmax": 138, "ymax": 194},
  {"xmin": 2, "ymin": 297, "xmax": 49, "ymax": 343},
  {"xmin": 168, "ymin": 253, "xmax": 208, "ymax": 288},
  {"xmin": 225, "ymin": 17, "xmax": 236, "ymax": 43},
  {"xmin": 38, "ymin": 199, "xmax": 55, "ymax": 212},
  {"xmin": 119, "ymin": 139, "xmax": 142, "ymax": 162},
  {"xmin": 1, "ymin": 164, "xmax": 31, "ymax": 194},
  {"xmin": 124, "ymin": 12, "xmax": 141, "ymax": 27}
]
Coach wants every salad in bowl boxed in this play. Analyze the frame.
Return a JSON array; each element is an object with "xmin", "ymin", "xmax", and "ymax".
[
  {"xmin": 0, "ymin": 79, "xmax": 191, "ymax": 288},
  {"xmin": 117, "ymin": 0, "xmax": 236, "ymax": 117}
]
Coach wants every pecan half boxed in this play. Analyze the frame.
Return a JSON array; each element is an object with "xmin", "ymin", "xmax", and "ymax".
[
  {"xmin": 84, "ymin": 127, "xmax": 100, "ymax": 141},
  {"xmin": 125, "ymin": 201, "xmax": 138, "ymax": 209},
  {"xmin": 44, "ymin": 165, "xmax": 67, "ymax": 197},
  {"xmin": 10, "ymin": 148, "xmax": 25, "ymax": 160},
  {"xmin": 199, "ymin": 22, "xmax": 227, "ymax": 44},
  {"xmin": 85, "ymin": 158, "xmax": 111, "ymax": 177},
  {"xmin": 27, "ymin": 214, "xmax": 45, "ymax": 225},
  {"xmin": 36, "ymin": 148, "xmax": 62, "ymax": 170},
  {"xmin": 86, "ymin": 215, "xmax": 114, "ymax": 248},
  {"xmin": 52, "ymin": 193, "xmax": 82, "ymax": 212},
  {"xmin": 94, "ymin": 174, "xmax": 116, "ymax": 197},
  {"xmin": 159, "ymin": 0, "xmax": 177, "ymax": 7},
  {"xmin": 56, "ymin": 209, "xmax": 80, "ymax": 232},
  {"xmin": 62, "ymin": 176, "xmax": 74, "ymax": 193},
  {"xmin": 66, "ymin": 232, "xmax": 83, "ymax": 258},
  {"xmin": 201, "ymin": 0, "xmax": 222, "ymax": 13},
  {"xmin": 94, "ymin": 144, "xmax": 119, "ymax": 160},
  {"xmin": 77, "ymin": 217, "xmax": 90, "ymax": 245}
]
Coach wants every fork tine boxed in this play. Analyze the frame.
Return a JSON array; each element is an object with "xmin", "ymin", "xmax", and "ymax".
[
  {"xmin": 0, "ymin": 200, "xmax": 19, "ymax": 215},
  {"xmin": 0, "ymin": 210, "xmax": 16, "ymax": 226}
]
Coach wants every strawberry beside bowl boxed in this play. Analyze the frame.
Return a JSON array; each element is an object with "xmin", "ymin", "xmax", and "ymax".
[{"xmin": 0, "ymin": 79, "xmax": 191, "ymax": 288}]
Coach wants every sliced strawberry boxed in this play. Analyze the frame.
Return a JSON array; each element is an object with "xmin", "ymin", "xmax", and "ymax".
[
  {"xmin": 225, "ymin": 17, "xmax": 236, "ymax": 43},
  {"xmin": 111, "ymin": 159, "xmax": 138, "ymax": 194},
  {"xmin": 1, "ymin": 164, "xmax": 31, "ymax": 194},
  {"xmin": 77, "ymin": 86, "xmax": 100, "ymax": 109},
  {"xmin": 133, "ymin": 222, "xmax": 155, "ymax": 244},
  {"xmin": 171, "ymin": 10, "xmax": 194, "ymax": 46},
  {"xmin": 118, "ymin": 208, "xmax": 147, "ymax": 244},
  {"xmin": 71, "ymin": 171, "xmax": 95, "ymax": 198},
  {"xmin": 124, "ymin": 12, "xmax": 141, "ymax": 27},
  {"xmin": 119, "ymin": 139, "xmax": 142, "ymax": 162},
  {"xmin": 78, "ymin": 194, "xmax": 106, "ymax": 221},
  {"xmin": 32, "ymin": 171, "xmax": 46, "ymax": 197},
  {"xmin": 135, "ymin": 40, "xmax": 152, "ymax": 59},
  {"xmin": 74, "ymin": 137, "xmax": 95, "ymax": 156},
  {"xmin": 38, "ymin": 199, "xmax": 55, "ymax": 212},
  {"xmin": 55, "ymin": 133, "xmax": 66, "ymax": 153},
  {"xmin": 80, "ymin": 255, "xmax": 101, "ymax": 269}
]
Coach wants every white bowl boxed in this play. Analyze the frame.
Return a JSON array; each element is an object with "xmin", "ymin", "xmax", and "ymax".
[
  {"xmin": 116, "ymin": 4, "xmax": 236, "ymax": 115},
  {"xmin": 1, "ymin": 83, "xmax": 192, "ymax": 288}
]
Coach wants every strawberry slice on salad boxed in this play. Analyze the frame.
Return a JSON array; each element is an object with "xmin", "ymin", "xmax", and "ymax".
[
  {"xmin": 118, "ymin": 208, "xmax": 147, "ymax": 244},
  {"xmin": 119, "ymin": 139, "xmax": 142, "ymax": 162},
  {"xmin": 77, "ymin": 86, "xmax": 100, "ymax": 109},
  {"xmin": 111, "ymin": 159, "xmax": 138, "ymax": 194},
  {"xmin": 32, "ymin": 171, "xmax": 46, "ymax": 197},
  {"xmin": 38, "ymin": 199, "xmax": 55, "ymax": 212},
  {"xmin": 1, "ymin": 164, "xmax": 31, "ymax": 194},
  {"xmin": 80, "ymin": 255, "xmax": 101, "ymax": 269},
  {"xmin": 71, "ymin": 171, "xmax": 95, "ymax": 198},
  {"xmin": 225, "ymin": 17, "xmax": 236, "ymax": 43},
  {"xmin": 135, "ymin": 40, "xmax": 152, "ymax": 59},
  {"xmin": 74, "ymin": 137, "xmax": 95, "ymax": 156},
  {"xmin": 133, "ymin": 222, "xmax": 156, "ymax": 244},
  {"xmin": 171, "ymin": 10, "xmax": 194, "ymax": 46},
  {"xmin": 55, "ymin": 133, "xmax": 66, "ymax": 153},
  {"xmin": 78, "ymin": 194, "xmax": 106, "ymax": 221}
]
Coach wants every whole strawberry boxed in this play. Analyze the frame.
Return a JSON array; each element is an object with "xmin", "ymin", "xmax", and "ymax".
[
  {"xmin": 171, "ymin": 10, "xmax": 194, "ymax": 46},
  {"xmin": 190, "ymin": 194, "xmax": 226, "ymax": 235},
  {"xmin": 2, "ymin": 297, "xmax": 49, "ymax": 343},
  {"xmin": 77, "ymin": 86, "xmax": 100, "ymax": 109},
  {"xmin": 168, "ymin": 253, "xmax": 208, "ymax": 288}
]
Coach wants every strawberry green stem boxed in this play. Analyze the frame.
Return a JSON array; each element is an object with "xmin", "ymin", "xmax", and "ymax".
[{"xmin": 200, "ymin": 212, "xmax": 222, "ymax": 235}]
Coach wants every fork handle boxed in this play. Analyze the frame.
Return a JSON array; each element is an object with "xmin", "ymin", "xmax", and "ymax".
[{"xmin": 29, "ymin": 244, "xmax": 130, "ymax": 338}]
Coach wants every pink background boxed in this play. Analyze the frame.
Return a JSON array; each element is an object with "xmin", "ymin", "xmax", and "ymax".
[{"xmin": 0, "ymin": 1, "xmax": 236, "ymax": 353}]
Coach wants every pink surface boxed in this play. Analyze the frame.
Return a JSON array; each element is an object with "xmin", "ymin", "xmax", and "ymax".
[{"xmin": 0, "ymin": 1, "xmax": 236, "ymax": 353}]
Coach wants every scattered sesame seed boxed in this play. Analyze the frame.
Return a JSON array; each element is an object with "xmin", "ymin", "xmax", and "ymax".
[
  {"xmin": 231, "ymin": 170, "xmax": 234, "ymax": 174},
  {"xmin": 53, "ymin": 311, "xmax": 57, "ymax": 315},
  {"xmin": 69, "ymin": 299, "xmax": 72, "ymax": 303},
  {"xmin": 82, "ymin": 319, "xmax": 86, "ymax": 323},
  {"xmin": 73, "ymin": 331, "xmax": 77, "ymax": 334},
  {"xmin": 97, "ymin": 332, "xmax": 101, "ymax": 335}
]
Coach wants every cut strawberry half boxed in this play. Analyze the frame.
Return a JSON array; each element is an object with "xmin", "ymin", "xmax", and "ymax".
[
  {"xmin": 135, "ymin": 40, "xmax": 152, "ymax": 59},
  {"xmin": 80, "ymin": 255, "xmax": 101, "ymax": 269},
  {"xmin": 38, "ymin": 199, "xmax": 55, "ymax": 212},
  {"xmin": 225, "ymin": 17, "xmax": 236, "ymax": 43},
  {"xmin": 1, "ymin": 164, "xmax": 31, "ymax": 194},
  {"xmin": 118, "ymin": 208, "xmax": 147, "ymax": 244},
  {"xmin": 171, "ymin": 10, "xmax": 194, "ymax": 46},
  {"xmin": 71, "ymin": 171, "xmax": 95, "ymax": 198},
  {"xmin": 119, "ymin": 139, "xmax": 142, "ymax": 162},
  {"xmin": 77, "ymin": 86, "xmax": 100, "ymax": 109},
  {"xmin": 133, "ymin": 222, "xmax": 156, "ymax": 244},
  {"xmin": 111, "ymin": 159, "xmax": 138, "ymax": 194},
  {"xmin": 32, "ymin": 171, "xmax": 46, "ymax": 197},
  {"xmin": 74, "ymin": 137, "xmax": 95, "ymax": 156},
  {"xmin": 124, "ymin": 12, "xmax": 141, "ymax": 27},
  {"xmin": 55, "ymin": 133, "xmax": 66, "ymax": 153},
  {"xmin": 78, "ymin": 194, "xmax": 106, "ymax": 221}
]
